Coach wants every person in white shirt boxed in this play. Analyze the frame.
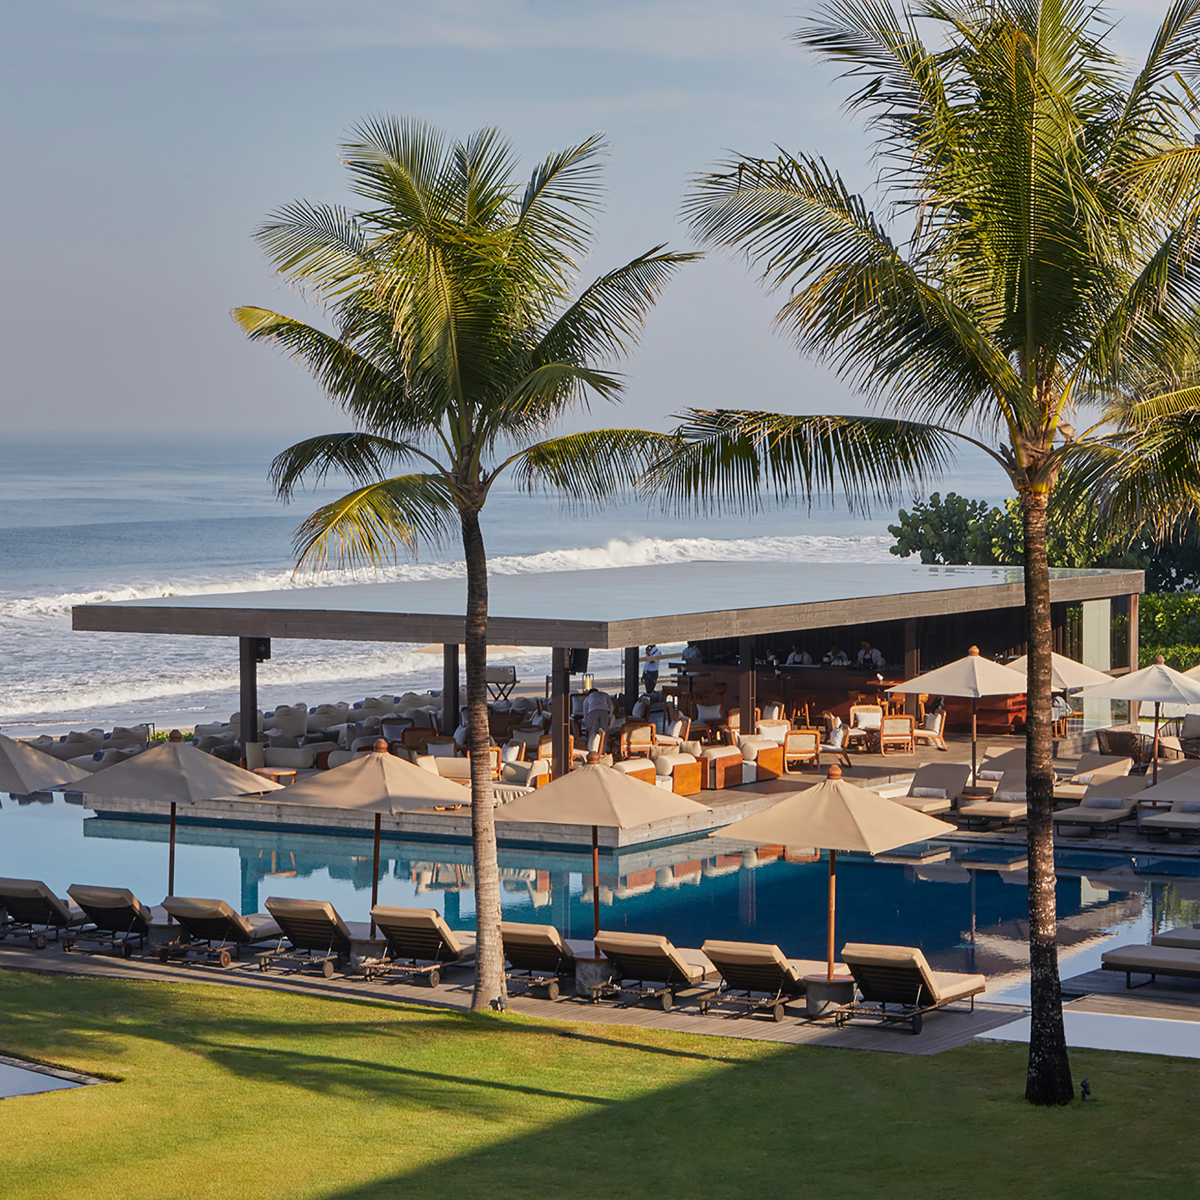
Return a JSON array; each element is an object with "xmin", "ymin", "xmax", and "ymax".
[
  {"xmin": 824, "ymin": 643, "xmax": 850, "ymax": 667},
  {"xmin": 786, "ymin": 646, "xmax": 812, "ymax": 666},
  {"xmin": 582, "ymin": 688, "xmax": 615, "ymax": 747},
  {"xmin": 642, "ymin": 645, "xmax": 662, "ymax": 694},
  {"xmin": 856, "ymin": 640, "xmax": 884, "ymax": 670},
  {"xmin": 681, "ymin": 642, "xmax": 702, "ymax": 664}
]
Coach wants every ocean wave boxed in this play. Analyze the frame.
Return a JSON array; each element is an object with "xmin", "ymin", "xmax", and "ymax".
[{"xmin": 0, "ymin": 533, "xmax": 894, "ymax": 622}]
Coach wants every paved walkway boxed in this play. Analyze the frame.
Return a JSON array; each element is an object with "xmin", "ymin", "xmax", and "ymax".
[{"xmin": 0, "ymin": 942, "xmax": 1023, "ymax": 1057}]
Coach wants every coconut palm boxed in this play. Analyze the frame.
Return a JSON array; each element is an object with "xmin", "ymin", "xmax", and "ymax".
[
  {"xmin": 667, "ymin": 0, "xmax": 1200, "ymax": 1103},
  {"xmin": 233, "ymin": 116, "xmax": 693, "ymax": 1011}
]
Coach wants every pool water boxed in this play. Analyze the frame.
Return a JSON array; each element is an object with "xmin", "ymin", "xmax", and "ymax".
[
  {"xmin": 4, "ymin": 792, "xmax": 1195, "ymax": 1003},
  {"xmin": 0, "ymin": 1060, "xmax": 83, "ymax": 1099}
]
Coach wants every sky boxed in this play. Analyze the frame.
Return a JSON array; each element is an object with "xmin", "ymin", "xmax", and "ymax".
[{"xmin": 0, "ymin": 0, "xmax": 1170, "ymax": 456}]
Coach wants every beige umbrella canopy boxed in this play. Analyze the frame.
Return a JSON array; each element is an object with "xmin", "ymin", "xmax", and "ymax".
[
  {"xmin": 0, "ymin": 734, "xmax": 91, "ymax": 795},
  {"xmin": 715, "ymin": 765, "xmax": 954, "ymax": 980},
  {"xmin": 496, "ymin": 764, "xmax": 710, "ymax": 937},
  {"xmin": 889, "ymin": 647, "xmax": 1029, "ymax": 784},
  {"xmin": 1005, "ymin": 652, "xmax": 1111, "ymax": 691},
  {"xmin": 1077, "ymin": 656, "xmax": 1200, "ymax": 783},
  {"xmin": 76, "ymin": 735, "xmax": 284, "ymax": 904},
  {"xmin": 277, "ymin": 744, "xmax": 473, "ymax": 930},
  {"xmin": 1135, "ymin": 766, "xmax": 1200, "ymax": 803}
]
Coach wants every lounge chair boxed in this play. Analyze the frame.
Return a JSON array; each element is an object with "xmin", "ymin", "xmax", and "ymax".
[
  {"xmin": 501, "ymin": 921, "xmax": 582, "ymax": 1000},
  {"xmin": 0, "ymin": 877, "xmax": 87, "ymax": 949},
  {"xmin": 65, "ymin": 884, "xmax": 162, "ymax": 958},
  {"xmin": 837, "ymin": 943, "xmax": 986, "ymax": 1034},
  {"xmin": 701, "ymin": 939, "xmax": 832, "ymax": 1022},
  {"xmin": 261, "ymin": 896, "xmax": 362, "ymax": 977},
  {"xmin": 1052, "ymin": 776, "xmax": 1144, "ymax": 837},
  {"xmin": 1150, "ymin": 925, "xmax": 1200, "ymax": 951},
  {"xmin": 1053, "ymin": 754, "xmax": 1133, "ymax": 803},
  {"xmin": 1140, "ymin": 798, "xmax": 1200, "ymax": 839},
  {"xmin": 893, "ymin": 763, "xmax": 972, "ymax": 815},
  {"xmin": 592, "ymin": 929, "xmax": 717, "ymax": 1011},
  {"xmin": 366, "ymin": 905, "xmax": 476, "ymax": 986},
  {"xmin": 158, "ymin": 896, "xmax": 282, "ymax": 967},
  {"xmin": 1101, "ymin": 943, "xmax": 1200, "ymax": 988}
]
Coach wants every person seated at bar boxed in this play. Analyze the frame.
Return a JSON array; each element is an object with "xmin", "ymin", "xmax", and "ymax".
[
  {"xmin": 824, "ymin": 643, "xmax": 850, "ymax": 667},
  {"xmin": 786, "ymin": 645, "xmax": 812, "ymax": 666},
  {"xmin": 681, "ymin": 641, "xmax": 702, "ymax": 664},
  {"xmin": 856, "ymin": 640, "xmax": 884, "ymax": 670}
]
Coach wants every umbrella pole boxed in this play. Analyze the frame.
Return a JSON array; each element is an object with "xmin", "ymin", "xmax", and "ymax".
[
  {"xmin": 167, "ymin": 801, "xmax": 177, "ymax": 925},
  {"xmin": 971, "ymin": 699, "xmax": 978, "ymax": 787},
  {"xmin": 370, "ymin": 813, "xmax": 381, "ymax": 938},
  {"xmin": 827, "ymin": 848, "xmax": 837, "ymax": 982},
  {"xmin": 1152, "ymin": 702, "xmax": 1161, "ymax": 786},
  {"xmin": 592, "ymin": 825, "xmax": 601, "ymax": 945}
]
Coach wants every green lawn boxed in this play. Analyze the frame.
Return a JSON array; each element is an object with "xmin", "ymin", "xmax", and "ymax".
[{"xmin": 0, "ymin": 971, "xmax": 1196, "ymax": 1199}]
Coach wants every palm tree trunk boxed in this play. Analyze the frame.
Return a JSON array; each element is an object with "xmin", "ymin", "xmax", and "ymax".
[
  {"xmin": 461, "ymin": 509, "xmax": 503, "ymax": 1011},
  {"xmin": 1021, "ymin": 488, "xmax": 1073, "ymax": 1105}
]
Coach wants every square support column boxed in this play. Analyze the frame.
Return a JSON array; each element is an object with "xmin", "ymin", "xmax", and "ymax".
[
  {"xmin": 1082, "ymin": 598, "xmax": 1113, "ymax": 730},
  {"xmin": 238, "ymin": 636, "xmax": 260, "ymax": 751},
  {"xmin": 903, "ymin": 618, "xmax": 920, "ymax": 717},
  {"xmin": 442, "ymin": 643, "xmax": 460, "ymax": 734},
  {"xmin": 623, "ymin": 646, "xmax": 640, "ymax": 714},
  {"xmin": 550, "ymin": 646, "xmax": 571, "ymax": 779},
  {"xmin": 739, "ymin": 636, "xmax": 756, "ymax": 732}
]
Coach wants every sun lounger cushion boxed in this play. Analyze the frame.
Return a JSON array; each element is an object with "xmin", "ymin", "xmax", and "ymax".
[
  {"xmin": 701, "ymin": 939, "xmax": 826, "ymax": 995},
  {"xmin": 162, "ymin": 896, "xmax": 281, "ymax": 943},
  {"xmin": 594, "ymin": 930, "xmax": 716, "ymax": 985},
  {"xmin": 841, "ymin": 943, "xmax": 985, "ymax": 1005},
  {"xmin": 264, "ymin": 896, "xmax": 354, "ymax": 951},
  {"xmin": 1150, "ymin": 927, "xmax": 1200, "ymax": 951},
  {"xmin": 0, "ymin": 878, "xmax": 85, "ymax": 928},
  {"xmin": 1102, "ymin": 944, "xmax": 1200, "ymax": 979},
  {"xmin": 500, "ymin": 921, "xmax": 576, "ymax": 971},
  {"xmin": 369, "ymin": 906, "xmax": 476, "ymax": 960},
  {"xmin": 958, "ymin": 799, "xmax": 1026, "ymax": 821}
]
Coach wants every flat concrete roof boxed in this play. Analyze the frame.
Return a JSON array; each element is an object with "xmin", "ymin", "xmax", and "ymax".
[{"xmin": 72, "ymin": 560, "xmax": 1143, "ymax": 650}]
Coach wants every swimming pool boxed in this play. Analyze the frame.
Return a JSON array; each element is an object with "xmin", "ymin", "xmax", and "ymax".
[{"xmin": 4, "ymin": 792, "xmax": 1193, "ymax": 1004}]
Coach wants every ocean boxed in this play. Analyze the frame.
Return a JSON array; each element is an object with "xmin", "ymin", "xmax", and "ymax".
[{"xmin": 0, "ymin": 433, "xmax": 1012, "ymax": 736}]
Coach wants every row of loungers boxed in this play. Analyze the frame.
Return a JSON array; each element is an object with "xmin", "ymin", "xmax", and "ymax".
[{"xmin": 0, "ymin": 877, "xmax": 984, "ymax": 1034}]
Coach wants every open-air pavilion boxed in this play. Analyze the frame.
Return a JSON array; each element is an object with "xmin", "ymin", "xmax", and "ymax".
[{"xmin": 73, "ymin": 560, "xmax": 1142, "ymax": 779}]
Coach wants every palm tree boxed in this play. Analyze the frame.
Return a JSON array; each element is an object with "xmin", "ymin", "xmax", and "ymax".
[
  {"xmin": 666, "ymin": 0, "xmax": 1200, "ymax": 1103},
  {"xmin": 233, "ymin": 117, "xmax": 693, "ymax": 1011}
]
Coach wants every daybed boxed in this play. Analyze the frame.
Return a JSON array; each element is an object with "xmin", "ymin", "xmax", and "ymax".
[
  {"xmin": 158, "ymin": 896, "xmax": 282, "ymax": 967},
  {"xmin": 701, "ymin": 939, "xmax": 832, "ymax": 1022},
  {"xmin": 367, "ymin": 905, "xmax": 477, "ymax": 986},
  {"xmin": 1101, "ymin": 944, "xmax": 1200, "ymax": 988},
  {"xmin": 0, "ymin": 877, "xmax": 87, "ymax": 949}
]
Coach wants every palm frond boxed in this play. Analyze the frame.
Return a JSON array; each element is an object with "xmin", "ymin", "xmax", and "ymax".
[
  {"xmin": 645, "ymin": 408, "xmax": 957, "ymax": 515},
  {"xmin": 511, "ymin": 429, "xmax": 677, "ymax": 506},
  {"xmin": 268, "ymin": 433, "xmax": 426, "ymax": 501},
  {"xmin": 291, "ymin": 474, "xmax": 458, "ymax": 570}
]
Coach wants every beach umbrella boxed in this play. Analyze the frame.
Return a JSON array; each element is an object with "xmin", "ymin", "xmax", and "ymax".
[
  {"xmin": 1134, "ymin": 766, "xmax": 1200, "ymax": 803},
  {"xmin": 1076, "ymin": 656, "xmax": 1200, "ymax": 783},
  {"xmin": 494, "ymin": 764, "xmax": 710, "ymax": 940},
  {"xmin": 75, "ymin": 733, "xmax": 284, "ymax": 909},
  {"xmin": 0, "ymin": 733, "xmax": 91, "ymax": 795},
  {"xmin": 888, "ymin": 647, "xmax": 1029, "ymax": 784},
  {"xmin": 714, "ymin": 765, "xmax": 954, "ymax": 981},
  {"xmin": 1005, "ymin": 653, "xmax": 1111, "ymax": 692},
  {"xmin": 270, "ymin": 742, "xmax": 473, "ymax": 932}
]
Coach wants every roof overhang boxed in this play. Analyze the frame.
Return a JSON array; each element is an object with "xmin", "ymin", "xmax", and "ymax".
[{"xmin": 72, "ymin": 561, "xmax": 1143, "ymax": 651}]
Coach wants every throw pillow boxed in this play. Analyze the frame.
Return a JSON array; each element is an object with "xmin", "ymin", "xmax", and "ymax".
[
  {"xmin": 910, "ymin": 787, "xmax": 949, "ymax": 799},
  {"xmin": 1083, "ymin": 796, "xmax": 1124, "ymax": 809}
]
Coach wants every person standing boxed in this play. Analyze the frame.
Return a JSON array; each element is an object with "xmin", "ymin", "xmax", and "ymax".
[
  {"xmin": 786, "ymin": 645, "xmax": 812, "ymax": 665},
  {"xmin": 643, "ymin": 644, "xmax": 662, "ymax": 694},
  {"xmin": 856, "ymin": 640, "xmax": 884, "ymax": 670},
  {"xmin": 582, "ymin": 688, "xmax": 615, "ymax": 751}
]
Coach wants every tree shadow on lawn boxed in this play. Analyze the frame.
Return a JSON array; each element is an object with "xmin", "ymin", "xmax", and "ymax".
[{"xmin": 304, "ymin": 1037, "xmax": 1200, "ymax": 1200}]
